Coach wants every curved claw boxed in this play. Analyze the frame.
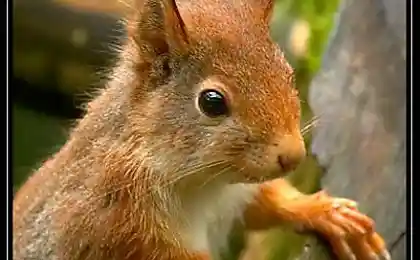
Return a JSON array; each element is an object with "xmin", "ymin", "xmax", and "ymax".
[{"xmin": 299, "ymin": 192, "xmax": 391, "ymax": 260}]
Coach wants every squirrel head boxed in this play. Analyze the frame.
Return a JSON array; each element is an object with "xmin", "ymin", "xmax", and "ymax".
[{"xmin": 120, "ymin": 0, "xmax": 305, "ymax": 184}]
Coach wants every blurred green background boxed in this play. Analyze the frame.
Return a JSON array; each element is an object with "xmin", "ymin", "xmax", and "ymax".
[{"xmin": 12, "ymin": 0, "xmax": 339, "ymax": 259}]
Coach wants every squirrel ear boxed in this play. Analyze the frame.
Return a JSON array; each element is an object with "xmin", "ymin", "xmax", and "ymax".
[
  {"xmin": 163, "ymin": 0, "xmax": 189, "ymax": 47},
  {"xmin": 131, "ymin": 0, "xmax": 189, "ymax": 60},
  {"xmin": 255, "ymin": 0, "xmax": 274, "ymax": 25},
  {"xmin": 264, "ymin": 0, "xmax": 274, "ymax": 23}
]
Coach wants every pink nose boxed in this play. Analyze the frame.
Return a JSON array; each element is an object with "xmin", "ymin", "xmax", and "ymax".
[{"xmin": 276, "ymin": 137, "xmax": 306, "ymax": 172}]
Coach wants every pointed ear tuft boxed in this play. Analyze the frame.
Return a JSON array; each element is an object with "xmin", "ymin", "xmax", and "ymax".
[
  {"xmin": 263, "ymin": 0, "xmax": 274, "ymax": 24},
  {"xmin": 163, "ymin": 0, "xmax": 189, "ymax": 46},
  {"xmin": 253, "ymin": 0, "xmax": 275, "ymax": 25},
  {"xmin": 130, "ymin": 0, "xmax": 189, "ymax": 61}
]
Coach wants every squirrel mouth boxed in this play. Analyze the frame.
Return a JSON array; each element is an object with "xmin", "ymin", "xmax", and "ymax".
[
  {"xmin": 242, "ymin": 170, "xmax": 289, "ymax": 183},
  {"xmin": 244, "ymin": 175, "xmax": 261, "ymax": 182}
]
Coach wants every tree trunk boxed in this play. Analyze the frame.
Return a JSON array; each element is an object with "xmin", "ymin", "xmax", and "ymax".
[{"xmin": 302, "ymin": 0, "xmax": 407, "ymax": 259}]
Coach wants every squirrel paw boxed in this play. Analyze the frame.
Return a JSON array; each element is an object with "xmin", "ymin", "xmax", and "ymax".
[{"xmin": 295, "ymin": 191, "xmax": 391, "ymax": 260}]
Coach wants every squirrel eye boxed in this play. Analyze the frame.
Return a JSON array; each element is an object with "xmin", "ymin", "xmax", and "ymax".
[{"xmin": 198, "ymin": 89, "xmax": 229, "ymax": 117}]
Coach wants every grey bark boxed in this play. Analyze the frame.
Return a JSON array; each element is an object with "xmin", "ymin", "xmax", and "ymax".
[{"xmin": 305, "ymin": 0, "xmax": 407, "ymax": 259}]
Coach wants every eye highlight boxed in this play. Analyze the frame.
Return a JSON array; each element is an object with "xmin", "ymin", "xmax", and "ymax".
[{"xmin": 198, "ymin": 89, "xmax": 229, "ymax": 117}]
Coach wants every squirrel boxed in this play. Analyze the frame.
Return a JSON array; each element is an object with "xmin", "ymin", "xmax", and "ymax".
[{"xmin": 13, "ymin": 0, "xmax": 391, "ymax": 259}]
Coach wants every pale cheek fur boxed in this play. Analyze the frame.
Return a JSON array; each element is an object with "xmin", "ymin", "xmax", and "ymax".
[{"xmin": 177, "ymin": 183, "xmax": 258, "ymax": 258}]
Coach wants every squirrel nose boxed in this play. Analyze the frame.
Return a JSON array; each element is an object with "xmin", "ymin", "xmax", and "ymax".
[{"xmin": 276, "ymin": 137, "xmax": 306, "ymax": 172}]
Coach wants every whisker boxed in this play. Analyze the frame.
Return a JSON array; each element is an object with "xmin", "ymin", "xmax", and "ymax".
[
  {"xmin": 56, "ymin": 138, "xmax": 232, "ymax": 222},
  {"xmin": 152, "ymin": 160, "xmax": 229, "ymax": 192},
  {"xmin": 198, "ymin": 165, "xmax": 233, "ymax": 189},
  {"xmin": 76, "ymin": 160, "xmax": 229, "ymax": 209},
  {"xmin": 301, "ymin": 115, "xmax": 320, "ymax": 135}
]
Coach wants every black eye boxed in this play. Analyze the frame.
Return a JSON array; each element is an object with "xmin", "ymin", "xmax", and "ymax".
[{"xmin": 198, "ymin": 89, "xmax": 229, "ymax": 117}]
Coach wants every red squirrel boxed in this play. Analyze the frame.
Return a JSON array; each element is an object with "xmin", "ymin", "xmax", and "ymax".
[{"xmin": 13, "ymin": 0, "xmax": 391, "ymax": 259}]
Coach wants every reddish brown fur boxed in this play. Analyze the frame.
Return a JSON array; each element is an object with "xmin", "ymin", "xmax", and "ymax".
[{"xmin": 13, "ymin": 0, "xmax": 389, "ymax": 260}]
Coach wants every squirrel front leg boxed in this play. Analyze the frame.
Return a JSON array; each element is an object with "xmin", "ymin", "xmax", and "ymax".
[{"xmin": 243, "ymin": 178, "xmax": 391, "ymax": 260}]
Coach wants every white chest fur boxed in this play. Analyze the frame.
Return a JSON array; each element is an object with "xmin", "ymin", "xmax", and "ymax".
[{"xmin": 177, "ymin": 183, "xmax": 258, "ymax": 259}]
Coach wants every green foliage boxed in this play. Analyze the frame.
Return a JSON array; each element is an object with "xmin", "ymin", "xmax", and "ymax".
[
  {"xmin": 272, "ymin": 0, "xmax": 339, "ymax": 125},
  {"xmin": 12, "ymin": 104, "xmax": 67, "ymax": 191},
  {"xmin": 287, "ymin": 0, "xmax": 340, "ymax": 77}
]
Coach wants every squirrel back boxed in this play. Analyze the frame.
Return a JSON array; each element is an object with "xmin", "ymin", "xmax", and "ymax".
[{"xmin": 13, "ymin": 0, "xmax": 305, "ymax": 259}]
